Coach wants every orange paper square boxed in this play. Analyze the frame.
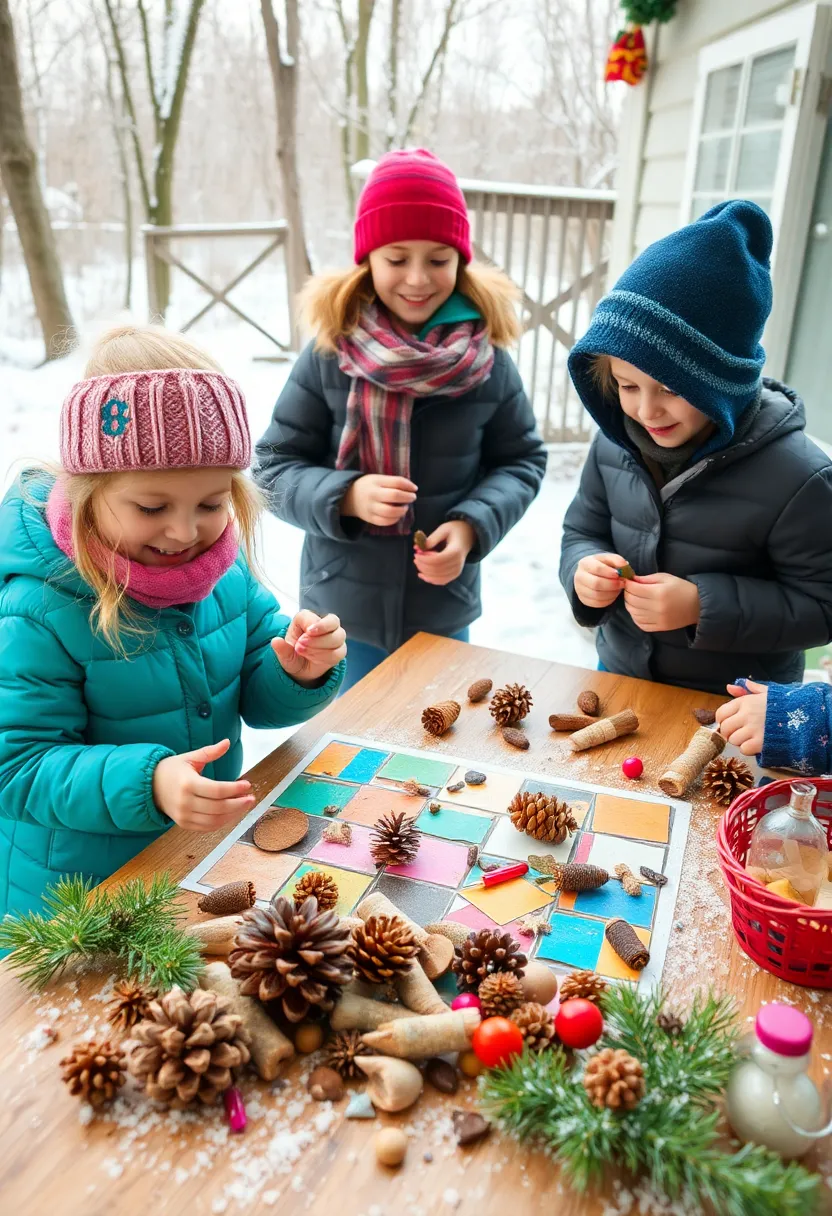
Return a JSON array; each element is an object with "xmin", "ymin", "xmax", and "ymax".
[
  {"xmin": 463, "ymin": 876, "xmax": 552, "ymax": 925},
  {"xmin": 202, "ymin": 843, "xmax": 300, "ymax": 903},
  {"xmin": 340, "ymin": 784, "xmax": 425, "ymax": 826},
  {"xmin": 305, "ymin": 742, "xmax": 360, "ymax": 777},
  {"xmin": 596, "ymin": 925, "xmax": 652, "ymax": 980},
  {"xmin": 592, "ymin": 794, "xmax": 670, "ymax": 844}
]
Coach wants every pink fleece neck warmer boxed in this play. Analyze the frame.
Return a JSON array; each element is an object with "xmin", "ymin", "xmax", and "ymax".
[{"xmin": 45, "ymin": 483, "xmax": 239, "ymax": 610}]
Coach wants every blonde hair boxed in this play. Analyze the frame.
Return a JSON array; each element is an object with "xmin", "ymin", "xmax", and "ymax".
[
  {"xmin": 55, "ymin": 324, "xmax": 263, "ymax": 652},
  {"xmin": 300, "ymin": 259, "xmax": 521, "ymax": 352},
  {"xmin": 588, "ymin": 353, "xmax": 618, "ymax": 402}
]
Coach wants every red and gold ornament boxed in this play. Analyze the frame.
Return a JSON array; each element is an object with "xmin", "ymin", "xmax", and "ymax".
[{"xmin": 605, "ymin": 27, "xmax": 648, "ymax": 86}]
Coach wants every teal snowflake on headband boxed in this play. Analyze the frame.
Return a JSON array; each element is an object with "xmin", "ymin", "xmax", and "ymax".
[{"xmin": 101, "ymin": 398, "xmax": 130, "ymax": 436}]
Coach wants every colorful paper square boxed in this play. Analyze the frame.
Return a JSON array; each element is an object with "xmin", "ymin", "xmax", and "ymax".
[
  {"xmin": 308, "ymin": 822, "xmax": 378, "ymax": 874},
  {"xmin": 415, "ymin": 805, "xmax": 493, "ymax": 844},
  {"xmin": 278, "ymin": 862, "xmax": 373, "ymax": 917},
  {"xmin": 586, "ymin": 834, "xmax": 666, "ymax": 875},
  {"xmin": 375, "ymin": 874, "xmax": 452, "ymax": 924},
  {"xmin": 386, "ymin": 835, "xmax": 471, "ymax": 888},
  {"xmin": 274, "ymin": 775, "xmax": 357, "ymax": 817},
  {"xmin": 597, "ymin": 925, "xmax": 652, "ymax": 980},
  {"xmin": 202, "ymin": 844, "xmax": 300, "ymax": 904},
  {"xmin": 339, "ymin": 748, "xmax": 389, "ymax": 783},
  {"xmin": 483, "ymin": 807, "xmax": 589, "ymax": 866},
  {"xmin": 446, "ymin": 899, "xmax": 499, "ymax": 934},
  {"xmin": 304, "ymin": 742, "xmax": 360, "ymax": 778},
  {"xmin": 463, "ymin": 875, "xmax": 552, "ymax": 925},
  {"xmin": 537, "ymin": 913, "xmax": 605, "ymax": 970},
  {"xmin": 339, "ymin": 784, "xmax": 424, "ymax": 827},
  {"xmin": 443, "ymin": 766, "xmax": 523, "ymax": 813},
  {"xmin": 376, "ymin": 752, "xmax": 457, "ymax": 788},
  {"xmin": 573, "ymin": 881, "xmax": 656, "ymax": 928},
  {"xmin": 591, "ymin": 794, "xmax": 671, "ymax": 844}
]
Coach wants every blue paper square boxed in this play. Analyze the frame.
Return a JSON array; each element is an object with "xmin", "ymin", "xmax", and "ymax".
[
  {"xmin": 340, "ymin": 748, "xmax": 389, "ymax": 783},
  {"xmin": 274, "ymin": 776, "xmax": 357, "ymax": 817},
  {"xmin": 573, "ymin": 882, "xmax": 656, "ymax": 929},
  {"xmin": 536, "ymin": 913, "xmax": 605, "ymax": 970},
  {"xmin": 416, "ymin": 806, "xmax": 492, "ymax": 844}
]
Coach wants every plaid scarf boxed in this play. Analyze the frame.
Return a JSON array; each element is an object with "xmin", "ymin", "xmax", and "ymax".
[{"xmin": 335, "ymin": 301, "xmax": 495, "ymax": 534}]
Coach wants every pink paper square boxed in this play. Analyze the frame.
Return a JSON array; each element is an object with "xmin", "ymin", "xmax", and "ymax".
[
  {"xmin": 386, "ymin": 835, "xmax": 471, "ymax": 888},
  {"xmin": 448, "ymin": 901, "xmax": 499, "ymax": 933},
  {"xmin": 309, "ymin": 823, "xmax": 377, "ymax": 873}
]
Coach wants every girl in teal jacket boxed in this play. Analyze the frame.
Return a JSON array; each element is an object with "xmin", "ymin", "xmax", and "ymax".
[{"xmin": 0, "ymin": 325, "xmax": 346, "ymax": 919}]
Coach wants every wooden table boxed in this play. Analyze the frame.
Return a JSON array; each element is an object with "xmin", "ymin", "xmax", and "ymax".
[{"xmin": 3, "ymin": 634, "xmax": 831, "ymax": 1215}]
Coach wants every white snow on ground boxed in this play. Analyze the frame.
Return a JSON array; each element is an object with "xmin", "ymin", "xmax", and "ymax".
[{"xmin": 0, "ymin": 319, "xmax": 596, "ymax": 769}]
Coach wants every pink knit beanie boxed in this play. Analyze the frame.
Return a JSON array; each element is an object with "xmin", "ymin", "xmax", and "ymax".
[
  {"xmin": 60, "ymin": 369, "xmax": 251, "ymax": 473},
  {"xmin": 354, "ymin": 149, "xmax": 472, "ymax": 264}
]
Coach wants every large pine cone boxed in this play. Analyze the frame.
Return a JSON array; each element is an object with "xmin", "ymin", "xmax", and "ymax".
[
  {"xmin": 293, "ymin": 870, "xmax": 339, "ymax": 912},
  {"xmin": 557, "ymin": 969, "xmax": 608, "ymax": 1005},
  {"xmin": 370, "ymin": 811, "xmax": 421, "ymax": 868},
  {"xmin": 61, "ymin": 1039, "xmax": 126, "ymax": 1107},
  {"xmin": 127, "ymin": 987, "xmax": 251, "ymax": 1109},
  {"xmin": 478, "ymin": 971, "xmax": 524, "ymax": 1017},
  {"xmin": 452, "ymin": 928, "xmax": 527, "ymax": 992},
  {"xmin": 228, "ymin": 894, "xmax": 353, "ymax": 1022},
  {"xmin": 490, "ymin": 683, "xmax": 533, "ymax": 727},
  {"xmin": 511, "ymin": 1001, "xmax": 556, "ymax": 1051},
  {"xmin": 702, "ymin": 757, "xmax": 754, "ymax": 807},
  {"xmin": 350, "ymin": 915, "xmax": 419, "ymax": 984},
  {"xmin": 583, "ymin": 1048, "xmax": 645, "ymax": 1111},
  {"xmin": 324, "ymin": 1029, "xmax": 371, "ymax": 1079},
  {"xmin": 509, "ymin": 791, "xmax": 578, "ymax": 843}
]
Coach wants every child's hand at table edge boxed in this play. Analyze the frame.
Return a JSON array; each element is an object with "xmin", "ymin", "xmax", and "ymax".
[
  {"xmin": 573, "ymin": 552, "xmax": 627, "ymax": 609},
  {"xmin": 413, "ymin": 520, "xmax": 476, "ymax": 586},
  {"xmin": 272, "ymin": 610, "xmax": 347, "ymax": 686},
  {"xmin": 153, "ymin": 739, "xmax": 255, "ymax": 830},
  {"xmin": 715, "ymin": 680, "xmax": 767, "ymax": 755},
  {"xmin": 624, "ymin": 572, "xmax": 700, "ymax": 632}
]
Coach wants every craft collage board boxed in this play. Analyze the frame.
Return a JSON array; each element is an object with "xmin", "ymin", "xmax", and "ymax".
[{"xmin": 180, "ymin": 734, "xmax": 692, "ymax": 989}]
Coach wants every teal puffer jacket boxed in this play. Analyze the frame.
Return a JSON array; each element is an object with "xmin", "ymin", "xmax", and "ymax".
[{"xmin": 0, "ymin": 480, "xmax": 344, "ymax": 919}]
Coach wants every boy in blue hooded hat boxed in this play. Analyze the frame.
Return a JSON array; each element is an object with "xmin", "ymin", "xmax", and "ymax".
[{"xmin": 560, "ymin": 200, "xmax": 832, "ymax": 696}]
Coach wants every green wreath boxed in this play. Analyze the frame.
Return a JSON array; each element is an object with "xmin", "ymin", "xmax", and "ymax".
[{"xmin": 621, "ymin": 0, "xmax": 678, "ymax": 23}]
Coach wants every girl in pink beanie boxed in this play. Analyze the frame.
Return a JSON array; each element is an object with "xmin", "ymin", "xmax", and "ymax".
[
  {"xmin": 0, "ymin": 324, "xmax": 345, "ymax": 919},
  {"xmin": 255, "ymin": 149, "xmax": 547, "ymax": 689}
]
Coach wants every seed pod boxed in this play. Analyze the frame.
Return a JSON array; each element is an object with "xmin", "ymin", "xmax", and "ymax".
[
  {"xmin": 549, "ymin": 713, "xmax": 595, "ymax": 732},
  {"xmin": 501, "ymin": 727, "xmax": 529, "ymax": 750},
  {"xmin": 468, "ymin": 678, "xmax": 493, "ymax": 703},
  {"xmin": 198, "ymin": 881, "xmax": 256, "ymax": 916},
  {"xmin": 577, "ymin": 690, "xmax": 600, "ymax": 717}
]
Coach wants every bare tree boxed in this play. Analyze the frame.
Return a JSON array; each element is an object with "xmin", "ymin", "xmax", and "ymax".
[
  {"xmin": 385, "ymin": 0, "xmax": 401, "ymax": 150},
  {"xmin": 0, "ymin": 0, "xmax": 74, "ymax": 359},
  {"xmin": 399, "ymin": 0, "xmax": 461, "ymax": 144},
  {"xmin": 102, "ymin": 0, "xmax": 207, "ymax": 316}
]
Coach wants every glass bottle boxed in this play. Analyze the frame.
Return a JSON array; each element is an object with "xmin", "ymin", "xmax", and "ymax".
[
  {"xmin": 725, "ymin": 1004, "xmax": 828, "ymax": 1159},
  {"xmin": 746, "ymin": 781, "xmax": 829, "ymax": 905}
]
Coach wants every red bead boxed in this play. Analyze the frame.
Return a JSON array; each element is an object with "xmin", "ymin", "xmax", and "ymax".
[
  {"xmin": 451, "ymin": 993, "xmax": 482, "ymax": 1013},
  {"xmin": 622, "ymin": 756, "xmax": 643, "ymax": 780},
  {"xmin": 471, "ymin": 1016, "xmax": 524, "ymax": 1068},
  {"xmin": 554, "ymin": 998, "xmax": 604, "ymax": 1049}
]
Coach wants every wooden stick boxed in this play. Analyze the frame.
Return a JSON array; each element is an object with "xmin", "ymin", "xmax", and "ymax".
[
  {"xmin": 185, "ymin": 915, "xmax": 244, "ymax": 955},
  {"xmin": 569, "ymin": 709, "xmax": 639, "ymax": 752},
  {"xmin": 395, "ymin": 961, "xmax": 447, "ymax": 1015},
  {"xmin": 199, "ymin": 962, "xmax": 293, "ymax": 1080},
  {"xmin": 329, "ymin": 992, "xmax": 413, "ymax": 1032},
  {"xmin": 658, "ymin": 727, "xmax": 725, "ymax": 797},
  {"xmin": 549, "ymin": 713, "xmax": 595, "ymax": 732},
  {"xmin": 362, "ymin": 1008, "xmax": 480, "ymax": 1058}
]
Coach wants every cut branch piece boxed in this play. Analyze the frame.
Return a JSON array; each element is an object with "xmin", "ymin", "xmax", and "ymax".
[
  {"xmin": 200, "ymin": 961, "xmax": 293, "ymax": 1080},
  {"xmin": 605, "ymin": 918, "xmax": 650, "ymax": 971},
  {"xmin": 549, "ymin": 713, "xmax": 595, "ymax": 732},
  {"xmin": 569, "ymin": 710, "xmax": 639, "ymax": 752},
  {"xmin": 658, "ymin": 727, "xmax": 726, "ymax": 797},
  {"xmin": 329, "ymin": 992, "xmax": 412, "ymax": 1032},
  {"xmin": 362, "ymin": 1008, "xmax": 480, "ymax": 1058},
  {"xmin": 186, "ymin": 915, "xmax": 245, "ymax": 956}
]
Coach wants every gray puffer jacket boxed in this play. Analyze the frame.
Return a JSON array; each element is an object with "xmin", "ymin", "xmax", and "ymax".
[
  {"xmin": 560, "ymin": 381, "xmax": 832, "ymax": 693},
  {"xmin": 255, "ymin": 342, "xmax": 547, "ymax": 652}
]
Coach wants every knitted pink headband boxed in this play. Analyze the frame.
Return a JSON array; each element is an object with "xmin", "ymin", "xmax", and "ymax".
[{"xmin": 60, "ymin": 368, "xmax": 251, "ymax": 474}]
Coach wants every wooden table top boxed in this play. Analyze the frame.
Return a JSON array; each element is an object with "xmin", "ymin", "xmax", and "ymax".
[{"xmin": 3, "ymin": 633, "xmax": 831, "ymax": 1216}]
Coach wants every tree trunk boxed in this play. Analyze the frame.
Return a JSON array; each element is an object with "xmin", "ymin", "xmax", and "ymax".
[
  {"xmin": 260, "ymin": 0, "xmax": 311, "ymax": 350},
  {"xmin": 0, "ymin": 0, "xmax": 74, "ymax": 359},
  {"xmin": 386, "ymin": 0, "xmax": 401, "ymax": 150},
  {"xmin": 354, "ymin": 0, "xmax": 375, "ymax": 162}
]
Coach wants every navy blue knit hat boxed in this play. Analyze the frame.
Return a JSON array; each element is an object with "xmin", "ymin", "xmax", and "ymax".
[{"xmin": 569, "ymin": 200, "xmax": 773, "ymax": 453}]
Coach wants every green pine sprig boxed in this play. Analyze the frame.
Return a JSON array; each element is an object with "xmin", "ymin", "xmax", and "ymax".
[
  {"xmin": 621, "ymin": 0, "xmax": 678, "ymax": 25},
  {"xmin": 0, "ymin": 873, "xmax": 203, "ymax": 993},
  {"xmin": 480, "ymin": 985, "xmax": 821, "ymax": 1216}
]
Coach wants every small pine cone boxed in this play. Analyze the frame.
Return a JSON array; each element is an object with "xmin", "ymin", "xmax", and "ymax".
[
  {"xmin": 550, "ymin": 862, "xmax": 609, "ymax": 892},
  {"xmin": 402, "ymin": 778, "xmax": 430, "ymax": 796},
  {"xmin": 509, "ymin": 791, "xmax": 578, "ymax": 844},
  {"xmin": 324, "ymin": 1029, "xmax": 370, "ymax": 1079},
  {"xmin": 510, "ymin": 1002, "xmax": 556, "ymax": 1052},
  {"xmin": 478, "ymin": 972, "xmax": 524, "ymax": 1017},
  {"xmin": 198, "ymin": 880, "xmax": 256, "ymax": 916},
  {"xmin": 452, "ymin": 928, "xmax": 527, "ymax": 992},
  {"xmin": 656, "ymin": 1010, "xmax": 685, "ymax": 1037},
  {"xmin": 293, "ymin": 870, "xmax": 339, "ymax": 912},
  {"xmin": 583, "ymin": 1047, "xmax": 645, "ymax": 1111},
  {"xmin": 577, "ymin": 690, "xmax": 600, "ymax": 717},
  {"xmin": 370, "ymin": 811, "xmax": 422, "ymax": 867},
  {"xmin": 614, "ymin": 863, "xmax": 642, "ymax": 897},
  {"xmin": 61, "ymin": 1039, "xmax": 126, "ymax": 1107},
  {"xmin": 422, "ymin": 700, "xmax": 461, "ymax": 737},
  {"xmin": 702, "ymin": 757, "xmax": 755, "ymax": 806},
  {"xmin": 557, "ymin": 970, "xmax": 608, "ymax": 1005},
  {"xmin": 105, "ymin": 979, "xmax": 155, "ymax": 1034},
  {"xmin": 350, "ymin": 915, "xmax": 420, "ymax": 984},
  {"xmin": 490, "ymin": 682, "xmax": 533, "ymax": 727},
  {"xmin": 468, "ymin": 678, "xmax": 493, "ymax": 703}
]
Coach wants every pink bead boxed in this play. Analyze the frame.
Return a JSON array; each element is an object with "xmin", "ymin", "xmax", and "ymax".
[
  {"xmin": 451, "ymin": 993, "xmax": 482, "ymax": 1012},
  {"xmin": 224, "ymin": 1085, "xmax": 247, "ymax": 1132},
  {"xmin": 622, "ymin": 756, "xmax": 643, "ymax": 780}
]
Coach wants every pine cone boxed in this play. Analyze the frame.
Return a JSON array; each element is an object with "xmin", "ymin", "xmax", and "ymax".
[
  {"xmin": 511, "ymin": 1002, "xmax": 556, "ymax": 1051},
  {"xmin": 509, "ymin": 791, "xmax": 578, "ymax": 844},
  {"xmin": 349, "ymin": 915, "xmax": 419, "ymax": 984},
  {"xmin": 61, "ymin": 1039, "xmax": 126, "ymax": 1107},
  {"xmin": 452, "ymin": 929, "xmax": 527, "ymax": 992},
  {"xmin": 293, "ymin": 870, "xmax": 339, "ymax": 912},
  {"xmin": 557, "ymin": 969, "xmax": 608, "ymax": 1005},
  {"xmin": 478, "ymin": 972, "xmax": 524, "ymax": 1017},
  {"xmin": 197, "ymin": 880, "xmax": 256, "ymax": 916},
  {"xmin": 228, "ymin": 894, "xmax": 353, "ymax": 1022},
  {"xmin": 583, "ymin": 1048, "xmax": 645, "ymax": 1111},
  {"xmin": 370, "ymin": 811, "xmax": 421, "ymax": 868},
  {"xmin": 550, "ymin": 862, "xmax": 609, "ymax": 892},
  {"xmin": 422, "ymin": 700, "xmax": 461, "ymax": 736},
  {"xmin": 702, "ymin": 757, "xmax": 754, "ymax": 806},
  {"xmin": 324, "ymin": 1029, "xmax": 371, "ymax": 1079},
  {"xmin": 127, "ymin": 987, "xmax": 251, "ymax": 1109},
  {"xmin": 105, "ymin": 979, "xmax": 155, "ymax": 1034},
  {"xmin": 490, "ymin": 682, "xmax": 533, "ymax": 727},
  {"xmin": 656, "ymin": 1010, "xmax": 685, "ymax": 1037}
]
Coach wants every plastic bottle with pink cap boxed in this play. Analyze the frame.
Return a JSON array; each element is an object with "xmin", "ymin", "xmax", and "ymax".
[{"xmin": 725, "ymin": 1003, "xmax": 829, "ymax": 1158}]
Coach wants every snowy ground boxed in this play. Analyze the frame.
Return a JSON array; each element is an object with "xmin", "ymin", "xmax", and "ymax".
[{"xmin": 0, "ymin": 319, "xmax": 596, "ymax": 770}]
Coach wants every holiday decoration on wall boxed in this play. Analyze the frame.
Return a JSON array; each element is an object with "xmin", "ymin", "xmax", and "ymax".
[{"xmin": 605, "ymin": 1, "xmax": 678, "ymax": 87}]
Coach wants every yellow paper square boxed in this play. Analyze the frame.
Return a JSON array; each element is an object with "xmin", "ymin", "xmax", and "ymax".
[
  {"xmin": 278, "ymin": 863, "xmax": 373, "ymax": 917},
  {"xmin": 463, "ymin": 876, "xmax": 552, "ymax": 925},
  {"xmin": 443, "ymin": 766, "xmax": 523, "ymax": 813},
  {"xmin": 596, "ymin": 925, "xmax": 652, "ymax": 980},
  {"xmin": 305, "ymin": 742, "xmax": 360, "ymax": 777},
  {"xmin": 592, "ymin": 794, "xmax": 670, "ymax": 844}
]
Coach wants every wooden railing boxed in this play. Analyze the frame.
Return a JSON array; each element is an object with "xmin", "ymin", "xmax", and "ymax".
[{"xmin": 352, "ymin": 163, "xmax": 616, "ymax": 442}]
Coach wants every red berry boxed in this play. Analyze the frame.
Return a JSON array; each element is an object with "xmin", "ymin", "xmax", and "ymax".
[
  {"xmin": 471, "ymin": 1016, "xmax": 524, "ymax": 1068},
  {"xmin": 555, "ymin": 998, "xmax": 604, "ymax": 1049},
  {"xmin": 622, "ymin": 756, "xmax": 643, "ymax": 780}
]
